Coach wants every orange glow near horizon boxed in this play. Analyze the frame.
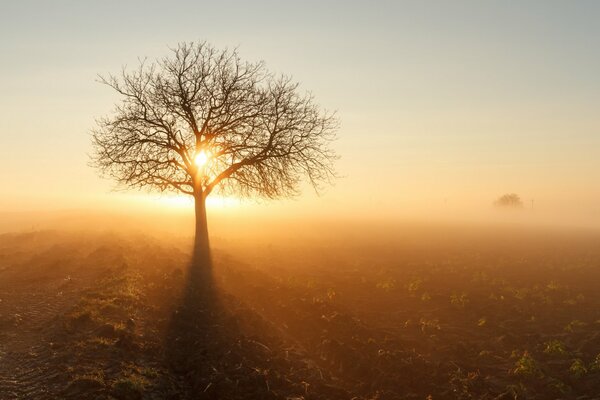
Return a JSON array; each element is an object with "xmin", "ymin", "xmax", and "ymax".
[{"xmin": 152, "ymin": 194, "xmax": 241, "ymax": 210}]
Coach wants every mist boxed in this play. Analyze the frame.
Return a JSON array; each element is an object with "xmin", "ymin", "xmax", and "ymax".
[{"xmin": 3, "ymin": 1, "xmax": 600, "ymax": 398}]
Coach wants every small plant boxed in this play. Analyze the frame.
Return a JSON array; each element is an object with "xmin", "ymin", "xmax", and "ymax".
[
  {"xmin": 406, "ymin": 277, "xmax": 422, "ymax": 296},
  {"xmin": 513, "ymin": 288, "xmax": 529, "ymax": 300},
  {"xmin": 112, "ymin": 374, "xmax": 148, "ymax": 400},
  {"xmin": 326, "ymin": 288, "xmax": 337, "ymax": 301},
  {"xmin": 450, "ymin": 292, "xmax": 469, "ymax": 308},
  {"xmin": 419, "ymin": 318, "xmax": 441, "ymax": 333},
  {"xmin": 449, "ymin": 366, "xmax": 481, "ymax": 397},
  {"xmin": 569, "ymin": 359, "xmax": 587, "ymax": 378},
  {"xmin": 513, "ymin": 351, "xmax": 541, "ymax": 377},
  {"xmin": 547, "ymin": 377, "xmax": 570, "ymax": 395},
  {"xmin": 75, "ymin": 370, "xmax": 105, "ymax": 383},
  {"xmin": 88, "ymin": 336, "xmax": 115, "ymax": 347},
  {"xmin": 543, "ymin": 340, "xmax": 567, "ymax": 356},
  {"xmin": 67, "ymin": 370, "xmax": 106, "ymax": 392},
  {"xmin": 590, "ymin": 354, "xmax": 600, "ymax": 371},
  {"xmin": 564, "ymin": 293, "xmax": 585, "ymax": 305},
  {"xmin": 376, "ymin": 277, "xmax": 396, "ymax": 291},
  {"xmin": 564, "ymin": 320, "xmax": 586, "ymax": 332}
]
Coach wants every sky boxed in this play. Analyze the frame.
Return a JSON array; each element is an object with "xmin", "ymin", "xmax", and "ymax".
[{"xmin": 1, "ymin": 1, "xmax": 599, "ymax": 228}]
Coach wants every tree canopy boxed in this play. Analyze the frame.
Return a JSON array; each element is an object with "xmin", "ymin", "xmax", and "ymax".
[
  {"xmin": 91, "ymin": 42, "xmax": 338, "ymax": 201},
  {"xmin": 494, "ymin": 193, "xmax": 524, "ymax": 208}
]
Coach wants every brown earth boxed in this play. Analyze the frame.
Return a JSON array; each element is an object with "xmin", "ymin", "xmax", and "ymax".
[{"xmin": 1, "ymin": 229, "xmax": 600, "ymax": 399}]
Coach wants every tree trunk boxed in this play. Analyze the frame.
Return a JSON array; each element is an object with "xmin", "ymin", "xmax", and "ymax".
[{"xmin": 193, "ymin": 192, "xmax": 211, "ymax": 268}]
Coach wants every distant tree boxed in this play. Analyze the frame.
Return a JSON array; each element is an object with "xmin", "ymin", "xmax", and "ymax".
[
  {"xmin": 494, "ymin": 193, "xmax": 524, "ymax": 209},
  {"xmin": 91, "ymin": 42, "xmax": 338, "ymax": 267}
]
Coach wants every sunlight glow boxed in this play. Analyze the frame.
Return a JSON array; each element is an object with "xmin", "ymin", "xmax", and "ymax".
[
  {"xmin": 194, "ymin": 150, "xmax": 210, "ymax": 168},
  {"xmin": 147, "ymin": 194, "xmax": 241, "ymax": 210}
]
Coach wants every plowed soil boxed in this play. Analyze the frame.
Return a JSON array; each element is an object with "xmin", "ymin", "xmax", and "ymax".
[{"xmin": 1, "ymin": 229, "xmax": 600, "ymax": 399}]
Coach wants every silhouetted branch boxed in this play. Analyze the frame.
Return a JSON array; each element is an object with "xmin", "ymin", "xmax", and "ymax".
[{"xmin": 92, "ymin": 41, "xmax": 338, "ymax": 199}]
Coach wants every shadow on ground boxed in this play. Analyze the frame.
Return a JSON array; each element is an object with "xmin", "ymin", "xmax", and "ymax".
[{"xmin": 163, "ymin": 250, "xmax": 348, "ymax": 400}]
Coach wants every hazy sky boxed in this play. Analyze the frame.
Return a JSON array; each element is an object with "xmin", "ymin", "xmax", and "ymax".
[{"xmin": 1, "ymin": 1, "xmax": 599, "ymax": 226}]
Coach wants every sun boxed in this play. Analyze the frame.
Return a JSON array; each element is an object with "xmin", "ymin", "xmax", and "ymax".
[{"xmin": 194, "ymin": 150, "xmax": 210, "ymax": 168}]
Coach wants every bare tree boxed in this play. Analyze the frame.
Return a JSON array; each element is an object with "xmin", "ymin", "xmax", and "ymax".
[{"xmin": 91, "ymin": 42, "xmax": 338, "ymax": 265}]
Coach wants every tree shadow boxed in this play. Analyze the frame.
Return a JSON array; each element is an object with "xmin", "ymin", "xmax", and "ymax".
[
  {"xmin": 164, "ymin": 247, "xmax": 221, "ymax": 373},
  {"xmin": 163, "ymin": 247, "xmax": 274, "ymax": 398},
  {"xmin": 161, "ymin": 244, "xmax": 361, "ymax": 399}
]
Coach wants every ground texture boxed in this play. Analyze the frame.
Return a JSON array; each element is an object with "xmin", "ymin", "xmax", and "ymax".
[{"xmin": 1, "ymin": 229, "xmax": 600, "ymax": 399}]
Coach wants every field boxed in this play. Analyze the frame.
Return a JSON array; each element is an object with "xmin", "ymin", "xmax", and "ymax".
[{"xmin": 1, "ymin": 225, "xmax": 600, "ymax": 399}]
